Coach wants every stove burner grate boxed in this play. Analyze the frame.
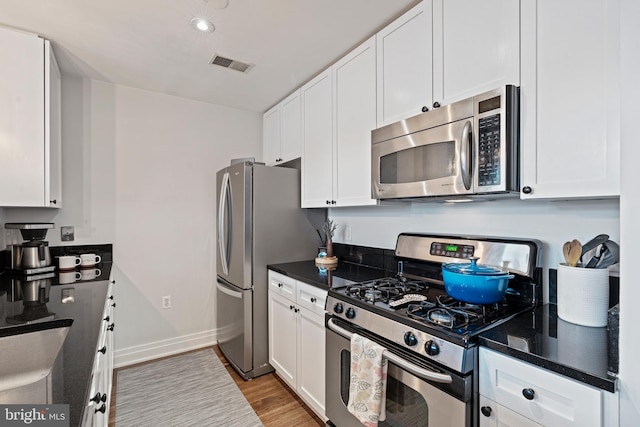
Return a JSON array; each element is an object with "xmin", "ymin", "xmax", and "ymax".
[{"xmin": 407, "ymin": 303, "xmax": 481, "ymax": 329}]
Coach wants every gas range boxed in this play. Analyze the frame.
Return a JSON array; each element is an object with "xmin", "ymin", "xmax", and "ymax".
[{"xmin": 325, "ymin": 233, "xmax": 542, "ymax": 374}]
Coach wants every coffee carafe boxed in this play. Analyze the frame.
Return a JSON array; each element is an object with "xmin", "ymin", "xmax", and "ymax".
[{"xmin": 5, "ymin": 223, "xmax": 54, "ymax": 270}]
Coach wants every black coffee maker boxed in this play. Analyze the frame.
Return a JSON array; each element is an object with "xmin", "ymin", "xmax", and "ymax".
[{"xmin": 5, "ymin": 223, "xmax": 54, "ymax": 272}]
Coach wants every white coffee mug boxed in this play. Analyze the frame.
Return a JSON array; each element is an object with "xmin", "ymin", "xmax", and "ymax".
[
  {"xmin": 80, "ymin": 268, "xmax": 101, "ymax": 281},
  {"xmin": 59, "ymin": 270, "xmax": 82, "ymax": 284},
  {"xmin": 80, "ymin": 253, "xmax": 102, "ymax": 267},
  {"xmin": 58, "ymin": 255, "xmax": 82, "ymax": 270}
]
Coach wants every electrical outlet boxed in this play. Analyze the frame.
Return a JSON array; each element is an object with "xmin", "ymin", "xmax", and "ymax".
[
  {"xmin": 162, "ymin": 295, "xmax": 171, "ymax": 309},
  {"xmin": 61, "ymin": 226, "xmax": 75, "ymax": 241},
  {"xmin": 345, "ymin": 226, "xmax": 352, "ymax": 241}
]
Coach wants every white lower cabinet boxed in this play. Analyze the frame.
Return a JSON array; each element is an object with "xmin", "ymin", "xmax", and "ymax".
[
  {"xmin": 268, "ymin": 271, "xmax": 327, "ymax": 421},
  {"xmin": 81, "ymin": 280, "xmax": 115, "ymax": 427},
  {"xmin": 479, "ymin": 347, "xmax": 617, "ymax": 427}
]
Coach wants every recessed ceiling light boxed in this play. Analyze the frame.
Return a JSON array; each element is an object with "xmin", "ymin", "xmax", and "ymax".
[{"xmin": 191, "ymin": 18, "xmax": 215, "ymax": 33}]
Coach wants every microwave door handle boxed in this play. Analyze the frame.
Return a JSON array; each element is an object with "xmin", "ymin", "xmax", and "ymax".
[
  {"xmin": 327, "ymin": 318, "xmax": 453, "ymax": 384},
  {"xmin": 460, "ymin": 120, "xmax": 473, "ymax": 190}
]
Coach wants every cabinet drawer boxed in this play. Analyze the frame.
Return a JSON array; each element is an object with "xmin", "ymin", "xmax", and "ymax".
[
  {"xmin": 296, "ymin": 282, "xmax": 327, "ymax": 315},
  {"xmin": 479, "ymin": 348, "xmax": 602, "ymax": 427},
  {"xmin": 268, "ymin": 271, "xmax": 297, "ymax": 301}
]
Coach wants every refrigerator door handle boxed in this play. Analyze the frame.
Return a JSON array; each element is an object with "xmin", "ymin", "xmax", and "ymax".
[
  {"xmin": 218, "ymin": 171, "xmax": 231, "ymax": 275},
  {"xmin": 216, "ymin": 280, "xmax": 244, "ymax": 299}
]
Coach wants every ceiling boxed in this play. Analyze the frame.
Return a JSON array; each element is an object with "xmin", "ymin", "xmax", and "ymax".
[{"xmin": 0, "ymin": 0, "xmax": 419, "ymax": 113}]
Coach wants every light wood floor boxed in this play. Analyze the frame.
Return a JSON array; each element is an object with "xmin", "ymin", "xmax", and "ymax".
[{"xmin": 108, "ymin": 346, "xmax": 324, "ymax": 426}]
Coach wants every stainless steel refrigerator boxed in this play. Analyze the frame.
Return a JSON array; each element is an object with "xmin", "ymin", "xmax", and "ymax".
[{"xmin": 216, "ymin": 161, "xmax": 322, "ymax": 380}]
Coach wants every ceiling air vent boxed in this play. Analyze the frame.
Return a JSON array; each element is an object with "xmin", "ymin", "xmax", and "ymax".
[{"xmin": 209, "ymin": 54, "xmax": 253, "ymax": 73}]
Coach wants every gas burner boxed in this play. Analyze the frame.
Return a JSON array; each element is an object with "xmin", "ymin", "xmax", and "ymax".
[
  {"xmin": 363, "ymin": 289, "xmax": 382, "ymax": 302},
  {"xmin": 406, "ymin": 303, "xmax": 480, "ymax": 330}
]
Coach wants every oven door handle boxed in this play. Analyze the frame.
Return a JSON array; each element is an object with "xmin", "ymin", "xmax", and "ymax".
[{"xmin": 327, "ymin": 318, "xmax": 453, "ymax": 384}]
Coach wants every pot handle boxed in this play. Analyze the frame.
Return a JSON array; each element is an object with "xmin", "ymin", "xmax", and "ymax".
[{"xmin": 485, "ymin": 274, "xmax": 515, "ymax": 281}]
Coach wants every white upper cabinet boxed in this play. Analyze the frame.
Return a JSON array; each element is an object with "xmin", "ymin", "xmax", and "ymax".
[
  {"xmin": 376, "ymin": 0, "xmax": 519, "ymax": 125},
  {"xmin": 262, "ymin": 89, "xmax": 302, "ymax": 166},
  {"xmin": 432, "ymin": 0, "xmax": 520, "ymax": 107},
  {"xmin": 376, "ymin": 1, "xmax": 433, "ymax": 127},
  {"xmin": 301, "ymin": 69, "xmax": 333, "ymax": 208},
  {"xmin": 0, "ymin": 26, "xmax": 61, "ymax": 208},
  {"xmin": 302, "ymin": 37, "xmax": 377, "ymax": 208},
  {"xmin": 333, "ymin": 36, "xmax": 378, "ymax": 207},
  {"xmin": 520, "ymin": 0, "xmax": 620, "ymax": 199}
]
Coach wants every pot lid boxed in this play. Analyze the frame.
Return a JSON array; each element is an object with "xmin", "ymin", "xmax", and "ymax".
[{"xmin": 442, "ymin": 257, "xmax": 509, "ymax": 276}]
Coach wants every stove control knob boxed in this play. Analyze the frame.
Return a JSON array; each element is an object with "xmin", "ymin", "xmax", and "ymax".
[
  {"xmin": 424, "ymin": 340, "xmax": 440, "ymax": 356},
  {"xmin": 333, "ymin": 303, "xmax": 344, "ymax": 314},
  {"xmin": 345, "ymin": 307, "xmax": 356, "ymax": 319},
  {"xmin": 404, "ymin": 332, "xmax": 418, "ymax": 347}
]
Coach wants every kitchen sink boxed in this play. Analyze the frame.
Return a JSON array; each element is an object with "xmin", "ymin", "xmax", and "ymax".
[{"xmin": 0, "ymin": 318, "xmax": 73, "ymax": 392}]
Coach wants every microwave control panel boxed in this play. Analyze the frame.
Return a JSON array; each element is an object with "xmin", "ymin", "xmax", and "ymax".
[{"xmin": 478, "ymin": 114, "xmax": 501, "ymax": 186}]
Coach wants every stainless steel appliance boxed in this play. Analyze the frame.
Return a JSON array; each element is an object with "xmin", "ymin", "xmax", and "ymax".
[
  {"xmin": 371, "ymin": 86, "xmax": 520, "ymax": 201},
  {"xmin": 5, "ymin": 223, "xmax": 55, "ymax": 272},
  {"xmin": 216, "ymin": 161, "xmax": 322, "ymax": 379},
  {"xmin": 325, "ymin": 233, "xmax": 542, "ymax": 427}
]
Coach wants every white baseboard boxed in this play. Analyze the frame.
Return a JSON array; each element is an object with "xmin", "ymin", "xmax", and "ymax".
[{"xmin": 114, "ymin": 329, "xmax": 217, "ymax": 368}]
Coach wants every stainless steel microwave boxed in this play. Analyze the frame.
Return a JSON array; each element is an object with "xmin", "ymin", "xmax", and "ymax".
[{"xmin": 371, "ymin": 86, "xmax": 519, "ymax": 201}]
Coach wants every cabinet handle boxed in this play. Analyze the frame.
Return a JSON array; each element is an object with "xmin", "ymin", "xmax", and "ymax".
[
  {"xmin": 107, "ymin": 323, "xmax": 115, "ymax": 331},
  {"xmin": 110, "ymin": 280, "xmax": 115, "ymax": 284},
  {"xmin": 294, "ymin": 308, "xmax": 299, "ymax": 313},
  {"xmin": 111, "ymin": 303, "xmax": 117, "ymax": 308},
  {"xmin": 310, "ymin": 297, "xmax": 316, "ymax": 303},
  {"xmin": 103, "ymin": 316, "xmax": 110, "ymax": 322},
  {"xmin": 522, "ymin": 388, "xmax": 535, "ymax": 400},
  {"xmin": 326, "ymin": 200, "xmax": 331, "ymax": 205},
  {"xmin": 98, "ymin": 346, "xmax": 107, "ymax": 354},
  {"xmin": 421, "ymin": 106, "xmax": 429, "ymax": 113},
  {"xmin": 90, "ymin": 393, "xmax": 103, "ymax": 403},
  {"xmin": 95, "ymin": 404, "xmax": 106, "ymax": 414},
  {"xmin": 289, "ymin": 305, "xmax": 295, "ymax": 310},
  {"xmin": 522, "ymin": 186, "xmax": 533, "ymax": 194},
  {"xmin": 433, "ymin": 101, "xmax": 441, "ymax": 108},
  {"xmin": 480, "ymin": 406, "xmax": 492, "ymax": 417},
  {"xmin": 331, "ymin": 200, "xmax": 336, "ymax": 205},
  {"xmin": 108, "ymin": 296, "xmax": 114, "ymax": 300},
  {"xmin": 278, "ymin": 283, "xmax": 283, "ymax": 288},
  {"xmin": 50, "ymin": 199, "xmax": 57, "ymax": 205}
]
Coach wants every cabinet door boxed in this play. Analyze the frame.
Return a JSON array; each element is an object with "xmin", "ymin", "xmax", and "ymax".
[
  {"xmin": 297, "ymin": 308, "xmax": 326, "ymax": 420},
  {"xmin": 479, "ymin": 348, "xmax": 602, "ymax": 427},
  {"xmin": 301, "ymin": 69, "xmax": 334, "ymax": 207},
  {"xmin": 333, "ymin": 36, "xmax": 378, "ymax": 207},
  {"xmin": 46, "ymin": 40, "xmax": 62, "ymax": 208},
  {"xmin": 479, "ymin": 395, "xmax": 543, "ymax": 427},
  {"xmin": 263, "ymin": 105, "xmax": 281, "ymax": 166},
  {"xmin": 432, "ymin": 0, "xmax": 520, "ymax": 106},
  {"xmin": 520, "ymin": 0, "xmax": 620, "ymax": 199},
  {"xmin": 0, "ymin": 27, "xmax": 46, "ymax": 206},
  {"xmin": 281, "ymin": 90, "xmax": 302, "ymax": 163},
  {"xmin": 376, "ymin": 1, "xmax": 433, "ymax": 126},
  {"xmin": 268, "ymin": 291, "xmax": 297, "ymax": 389}
]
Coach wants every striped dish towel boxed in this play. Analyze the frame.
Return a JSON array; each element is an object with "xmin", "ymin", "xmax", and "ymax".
[{"xmin": 347, "ymin": 333, "xmax": 389, "ymax": 427}]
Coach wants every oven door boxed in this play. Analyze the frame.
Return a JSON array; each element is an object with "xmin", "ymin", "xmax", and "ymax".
[
  {"xmin": 326, "ymin": 318, "xmax": 471, "ymax": 427},
  {"xmin": 371, "ymin": 118, "xmax": 473, "ymax": 199}
]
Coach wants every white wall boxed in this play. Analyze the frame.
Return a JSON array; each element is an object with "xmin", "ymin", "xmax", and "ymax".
[
  {"xmin": 619, "ymin": 0, "xmax": 640, "ymax": 423},
  {"xmin": 330, "ymin": 198, "xmax": 619, "ymax": 303},
  {"xmin": 4, "ymin": 77, "xmax": 262, "ymax": 366}
]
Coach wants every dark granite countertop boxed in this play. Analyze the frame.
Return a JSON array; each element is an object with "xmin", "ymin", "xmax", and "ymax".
[
  {"xmin": 267, "ymin": 259, "xmax": 391, "ymax": 289},
  {"xmin": 479, "ymin": 303, "xmax": 618, "ymax": 393},
  {"xmin": 0, "ymin": 256, "xmax": 113, "ymax": 426}
]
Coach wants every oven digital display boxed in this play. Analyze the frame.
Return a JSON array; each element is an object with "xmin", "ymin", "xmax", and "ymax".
[
  {"xmin": 479, "ymin": 96, "xmax": 501, "ymax": 114},
  {"xmin": 430, "ymin": 242, "xmax": 475, "ymax": 258}
]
